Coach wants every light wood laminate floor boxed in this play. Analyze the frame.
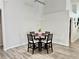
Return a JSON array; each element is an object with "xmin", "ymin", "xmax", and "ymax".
[{"xmin": 0, "ymin": 40, "xmax": 79, "ymax": 59}]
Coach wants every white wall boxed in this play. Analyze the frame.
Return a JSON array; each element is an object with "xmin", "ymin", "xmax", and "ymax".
[
  {"xmin": 43, "ymin": 0, "xmax": 66, "ymax": 14},
  {"xmin": 42, "ymin": 11, "xmax": 69, "ymax": 46},
  {"xmin": 2, "ymin": 0, "xmax": 75, "ymax": 50},
  {"xmin": 40, "ymin": 0, "xmax": 70, "ymax": 46},
  {"xmin": 3, "ymin": 0, "xmax": 42, "ymax": 50},
  {"xmin": 66, "ymin": 0, "xmax": 71, "ymax": 11},
  {"xmin": 77, "ymin": 2, "xmax": 79, "ymax": 17},
  {"xmin": 0, "ymin": 0, "xmax": 2, "ymax": 9},
  {"xmin": 71, "ymin": 0, "xmax": 79, "ymax": 2}
]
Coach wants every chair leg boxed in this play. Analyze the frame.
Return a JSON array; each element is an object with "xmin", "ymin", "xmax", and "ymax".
[
  {"xmin": 32, "ymin": 49, "xmax": 34, "ymax": 54},
  {"xmin": 51, "ymin": 43, "xmax": 53, "ymax": 52},
  {"xmin": 32, "ymin": 44, "xmax": 35, "ymax": 54},
  {"xmin": 47, "ymin": 44, "xmax": 49, "ymax": 54},
  {"xmin": 47, "ymin": 49, "xmax": 49, "ymax": 53},
  {"xmin": 27, "ymin": 44, "xmax": 29, "ymax": 52}
]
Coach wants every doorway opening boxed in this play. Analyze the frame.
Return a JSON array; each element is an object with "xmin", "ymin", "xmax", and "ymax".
[{"xmin": 69, "ymin": 17, "xmax": 79, "ymax": 48}]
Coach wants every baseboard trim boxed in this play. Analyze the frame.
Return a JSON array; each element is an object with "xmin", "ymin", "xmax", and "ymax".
[
  {"xmin": 4, "ymin": 41, "xmax": 69, "ymax": 51},
  {"xmin": 4, "ymin": 43, "xmax": 27, "ymax": 51},
  {"xmin": 53, "ymin": 41, "xmax": 69, "ymax": 46}
]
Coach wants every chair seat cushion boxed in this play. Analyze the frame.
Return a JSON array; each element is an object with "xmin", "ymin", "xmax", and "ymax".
[
  {"xmin": 42, "ymin": 40, "xmax": 51, "ymax": 43},
  {"xmin": 29, "ymin": 40, "xmax": 38, "ymax": 43}
]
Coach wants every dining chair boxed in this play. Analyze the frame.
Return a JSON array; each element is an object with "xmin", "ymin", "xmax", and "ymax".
[
  {"xmin": 30, "ymin": 31, "xmax": 39, "ymax": 44},
  {"xmin": 27, "ymin": 34, "xmax": 37, "ymax": 54},
  {"xmin": 44, "ymin": 34, "xmax": 53, "ymax": 53},
  {"xmin": 41, "ymin": 31, "xmax": 50, "ymax": 49},
  {"xmin": 42, "ymin": 31, "xmax": 50, "ymax": 43}
]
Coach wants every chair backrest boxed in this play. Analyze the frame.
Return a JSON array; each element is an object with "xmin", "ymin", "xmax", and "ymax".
[
  {"xmin": 30, "ymin": 31, "xmax": 35, "ymax": 35},
  {"xmin": 30, "ymin": 31, "xmax": 35, "ymax": 39},
  {"xmin": 27, "ymin": 34, "xmax": 34, "ymax": 43},
  {"xmin": 45, "ymin": 31, "xmax": 50, "ymax": 35},
  {"xmin": 45, "ymin": 31, "xmax": 50, "ymax": 39},
  {"xmin": 47, "ymin": 34, "xmax": 53, "ymax": 43}
]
